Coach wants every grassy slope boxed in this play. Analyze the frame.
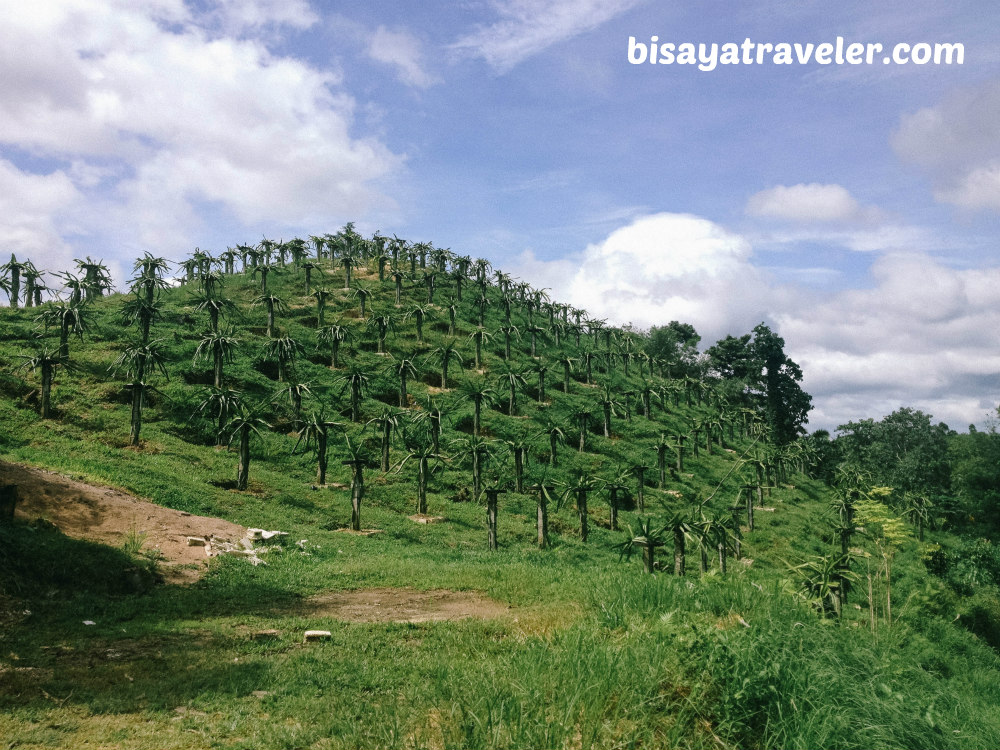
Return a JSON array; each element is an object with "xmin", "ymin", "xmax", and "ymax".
[{"xmin": 1, "ymin": 254, "xmax": 998, "ymax": 749}]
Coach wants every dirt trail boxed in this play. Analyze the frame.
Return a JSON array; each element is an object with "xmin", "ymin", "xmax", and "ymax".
[
  {"xmin": 1, "ymin": 461, "xmax": 246, "ymax": 583},
  {"xmin": 304, "ymin": 588, "xmax": 513, "ymax": 623}
]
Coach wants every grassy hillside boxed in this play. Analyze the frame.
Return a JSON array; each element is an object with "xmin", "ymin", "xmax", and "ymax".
[{"xmin": 1, "ymin": 240, "xmax": 998, "ymax": 749}]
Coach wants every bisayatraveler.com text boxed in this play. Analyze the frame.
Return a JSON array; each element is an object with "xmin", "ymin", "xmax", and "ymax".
[{"xmin": 627, "ymin": 36, "xmax": 964, "ymax": 71}]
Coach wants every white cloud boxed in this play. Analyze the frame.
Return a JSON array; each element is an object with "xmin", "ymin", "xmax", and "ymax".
[
  {"xmin": 367, "ymin": 26, "xmax": 440, "ymax": 88},
  {"xmin": 891, "ymin": 78, "xmax": 1000, "ymax": 212},
  {"xmin": 513, "ymin": 213, "xmax": 1000, "ymax": 432},
  {"xmin": 204, "ymin": 0, "xmax": 318, "ymax": 33},
  {"xmin": 746, "ymin": 183, "xmax": 882, "ymax": 224},
  {"xmin": 745, "ymin": 183, "xmax": 935, "ymax": 254},
  {"xmin": 0, "ymin": 159, "xmax": 81, "ymax": 269},
  {"xmin": 779, "ymin": 253, "xmax": 1000, "ymax": 430},
  {"xmin": 510, "ymin": 212, "xmax": 785, "ymax": 343},
  {"xmin": 450, "ymin": 0, "xmax": 643, "ymax": 72},
  {"xmin": 0, "ymin": 1, "xmax": 401, "ymax": 258}
]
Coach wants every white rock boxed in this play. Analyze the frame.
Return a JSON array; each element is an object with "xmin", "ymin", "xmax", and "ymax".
[
  {"xmin": 303, "ymin": 630, "xmax": 331, "ymax": 643},
  {"xmin": 186, "ymin": 537, "xmax": 207, "ymax": 547}
]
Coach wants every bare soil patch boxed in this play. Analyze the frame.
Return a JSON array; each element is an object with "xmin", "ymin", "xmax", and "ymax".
[
  {"xmin": 304, "ymin": 588, "xmax": 513, "ymax": 623},
  {"xmin": 1, "ymin": 461, "xmax": 246, "ymax": 583}
]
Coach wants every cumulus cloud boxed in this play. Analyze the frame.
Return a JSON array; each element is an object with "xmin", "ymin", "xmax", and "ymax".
[
  {"xmin": 746, "ymin": 183, "xmax": 882, "ymax": 224},
  {"xmin": 891, "ymin": 78, "xmax": 1000, "ymax": 212},
  {"xmin": 779, "ymin": 253, "xmax": 1000, "ymax": 430},
  {"xmin": 512, "ymin": 213, "xmax": 1000, "ymax": 431},
  {"xmin": 744, "ymin": 183, "xmax": 934, "ymax": 254},
  {"xmin": 450, "ymin": 0, "xmax": 643, "ymax": 72},
  {"xmin": 510, "ymin": 212, "xmax": 786, "ymax": 344},
  {"xmin": 0, "ymin": 159, "xmax": 81, "ymax": 267},
  {"xmin": 205, "ymin": 0, "xmax": 319, "ymax": 33},
  {"xmin": 0, "ymin": 1, "xmax": 401, "ymax": 261},
  {"xmin": 367, "ymin": 26, "xmax": 440, "ymax": 88}
]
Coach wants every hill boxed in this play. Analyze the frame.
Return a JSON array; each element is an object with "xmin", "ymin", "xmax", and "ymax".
[{"xmin": 1, "ymin": 234, "xmax": 999, "ymax": 749}]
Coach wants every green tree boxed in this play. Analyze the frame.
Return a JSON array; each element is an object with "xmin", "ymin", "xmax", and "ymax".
[
  {"xmin": 836, "ymin": 407, "xmax": 951, "ymax": 498},
  {"xmin": 196, "ymin": 387, "xmax": 243, "ymax": 447},
  {"xmin": 193, "ymin": 328, "xmax": 239, "ymax": 389},
  {"xmin": 429, "ymin": 339, "xmax": 463, "ymax": 389},
  {"xmin": 460, "ymin": 376, "xmax": 498, "ymax": 437},
  {"xmin": 318, "ymin": 320, "xmax": 354, "ymax": 369},
  {"xmin": 18, "ymin": 346, "xmax": 68, "ymax": 419},
  {"xmin": 225, "ymin": 405, "xmax": 271, "ymax": 491},
  {"xmin": 750, "ymin": 323, "xmax": 812, "ymax": 444},
  {"xmin": 263, "ymin": 335, "xmax": 304, "ymax": 382}
]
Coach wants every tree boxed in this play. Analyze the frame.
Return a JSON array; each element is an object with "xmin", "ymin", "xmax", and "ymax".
[
  {"xmin": 483, "ymin": 484, "xmax": 507, "ymax": 550},
  {"xmin": 110, "ymin": 338, "xmax": 169, "ymax": 384},
  {"xmin": 665, "ymin": 512, "xmax": 691, "ymax": 575},
  {"xmin": 119, "ymin": 293, "xmax": 163, "ymax": 344},
  {"xmin": 468, "ymin": 326, "xmax": 492, "ymax": 369},
  {"xmin": 390, "ymin": 268, "xmax": 407, "ymax": 305},
  {"xmin": 598, "ymin": 383, "xmax": 620, "ymax": 438},
  {"xmin": 603, "ymin": 468, "xmax": 632, "ymax": 532},
  {"xmin": 495, "ymin": 364, "xmax": 527, "ymax": 416},
  {"xmin": 18, "ymin": 346, "xmax": 68, "ymax": 419},
  {"xmin": 538, "ymin": 416, "xmax": 567, "ymax": 467},
  {"xmin": 498, "ymin": 325, "xmax": 520, "ymax": 360},
  {"xmin": 366, "ymin": 310, "xmax": 396, "ymax": 354},
  {"xmin": 561, "ymin": 470, "xmax": 599, "ymax": 542},
  {"xmin": 646, "ymin": 321, "xmax": 701, "ymax": 377},
  {"xmin": 263, "ymin": 335, "xmax": 304, "ymax": 382},
  {"xmin": 366, "ymin": 405, "xmax": 402, "ymax": 472},
  {"xmin": 836, "ymin": 407, "xmax": 951, "ymax": 498},
  {"xmin": 36, "ymin": 299, "xmax": 87, "ymax": 360},
  {"xmin": 274, "ymin": 382, "xmax": 312, "ymax": 424},
  {"xmin": 300, "ymin": 261, "xmax": 321, "ymax": 295},
  {"xmin": 110, "ymin": 339, "xmax": 169, "ymax": 444},
  {"xmin": 191, "ymin": 292, "xmax": 237, "ymax": 334},
  {"xmin": 407, "ymin": 304, "xmax": 433, "ymax": 344},
  {"xmin": 336, "ymin": 369, "xmax": 369, "ymax": 422},
  {"xmin": 531, "ymin": 359, "xmax": 550, "ymax": 404},
  {"xmin": 194, "ymin": 329, "xmax": 239, "ymax": 389},
  {"xmin": 617, "ymin": 518, "xmax": 668, "ymax": 574},
  {"xmin": 556, "ymin": 354, "xmax": 576, "ymax": 393},
  {"xmin": 792, "ymin": 554, "xmax": 858, "ymax": 618},
  {"xmin": 460, "ymin": 376, "xmax": 498, "ymax": 437},
  {"xmin": 352, "ymin": 282, "xmax": 373, "ymax": 319},
  {"xmin": 0, "ymin": 254, "xmax": 29, "ymax": 308},
  {"xmin": 706, "ymin": 333, "xmax": 754, "ymax": 380},
  {"xmin": 526, "ymin": 481, "xmax": 558, "ymax": 549},
  {"xmin": 394, "ymin": 355, "xmax": 418, "ymax": 407},
  {"xmin": 225, "ymin": 405, "xmax": 271, "ymax": 491},
  {"xmin": 451, "ymin": 434, "xmax": 499, "ymax": 503},
  {"xmin": 342, "ymin": 435, "xmax": 373, "ymax": 530},
  {"xmin": 196, "ymin": 387, "xmax": 243, "ymax": 446},
  {"xmin": 429, "ymin": 339, "xmax": 463, "ymax": 389},
  {"xmin": 396, "ymin": 425, "xmax": 444, "ymax": 514},
  {"xmin": 75, "ymin": 257, "xmax": 113, "ymax": 300},
  {"xmin": 253, "ymin": 293, "xmax": 287, "ymax": 339},
  {"xmin": 750, "ymin": 323, "xmax": 811, "ymax": 444},
  {"xmin": 504, "ymin": 432, "xmax": 533, "ymax": 493},
  {"xmin": 251, "ymin": 262, "xmax": 278, "ymax": 293},
  {"xmin": 318, "ymin": 320, "xmax": 354, "ymax": 369},
  {"xmin": 312, "ymin": 288, "xmax": 333, "ymax": 328}
]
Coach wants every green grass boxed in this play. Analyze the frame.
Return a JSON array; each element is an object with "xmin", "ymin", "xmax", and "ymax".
[{"xmin": 2, "ymin": 251, "xmax": 999, "ymax": 748}]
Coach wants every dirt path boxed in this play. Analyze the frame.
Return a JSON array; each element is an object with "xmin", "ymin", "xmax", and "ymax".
[
  {"xmin": 1, "ymin": 461, "xmax": 246, "ymax": 583},
  {"xmin": 304, "ymin": 588, "xmax": 514, "ymax": 623}
]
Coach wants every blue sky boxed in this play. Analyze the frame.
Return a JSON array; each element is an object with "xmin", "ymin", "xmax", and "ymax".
[{"xmin": 2, "ymin": 0, "xmax": 1000, "ymax": 432}]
